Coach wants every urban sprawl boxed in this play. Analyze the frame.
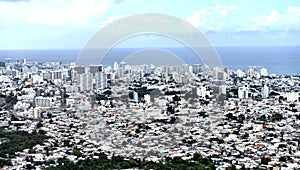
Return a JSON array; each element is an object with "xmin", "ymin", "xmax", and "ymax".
[{"xmin": 0, "ymin": 58, "xmax": 299, "ymax": 169}]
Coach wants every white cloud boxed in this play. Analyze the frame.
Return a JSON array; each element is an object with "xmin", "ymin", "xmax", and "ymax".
[
  {"xmin": 287, "ymin": 6, "xmax": 300, "ymax": 25},
  {"xmin": 265, "ymin": 10, "xmax": 281, "ymax": 26},
  {"xmin": 185, "ymin": 4, "xmax": 239, "ymax": 30},
  {"xmin": 287, "ymin": 6, "xmax": 300, "ymax": 13},
  {"xmin": 0, "ymin": 0, "xmax": 112, "ymax": 27},
  {"xmin": 250, "ymin": 6, "xmax": 300, "ymax": 29},
  {"xmin": 185, "ymin": 9, "xmax": 211, "ymax": 28},
  {"xmin": 252, "ymin": 10, "xmax": 281, "ymax": 26}
]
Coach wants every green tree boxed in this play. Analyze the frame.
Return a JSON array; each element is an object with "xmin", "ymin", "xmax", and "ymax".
[
  {"xmin": 72, "ymin": 148, "xmax": 82, "ymax": 157},
  {"xmin": 261, "ymin": 156, "xmax": 271, "ymax": 165}
]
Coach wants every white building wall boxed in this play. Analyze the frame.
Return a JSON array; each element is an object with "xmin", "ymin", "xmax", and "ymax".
[
  {"xmin": 238, "ymin": 85, "xmax": 248, "ymax": 99},
  {"xmin": 95, "ymin": 72, "xmax": 107, "ymax": 89}
]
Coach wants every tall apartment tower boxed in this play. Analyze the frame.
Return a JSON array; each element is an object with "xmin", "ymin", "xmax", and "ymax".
[
  {"xmin": 238, "ymin": 85, "xmax": 249, "ymax": 99},
  {"xmin": 73, "ymin": 65, "xmax": 104, "ymax": 92},
  {"xmin": 261, "ymin": 83, "xmax": 269, "ymax": 98},
  {"xmin": 60, "ymin": 87, "xmax": 66, "ymax": 109},
  {"xmin": 95, "ymin": 72, "xmax": 107, "ymax": 89}
]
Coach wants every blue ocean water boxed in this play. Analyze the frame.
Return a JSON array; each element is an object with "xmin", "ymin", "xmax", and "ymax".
[{"xmin": 0, "ymin": 46, "xmax": 299, "ymax": 75}]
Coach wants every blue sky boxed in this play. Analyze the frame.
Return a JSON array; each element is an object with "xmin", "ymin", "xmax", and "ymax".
[{"xmin": 0, "ymin": 0, "xmax": 300, "ymax": 49}]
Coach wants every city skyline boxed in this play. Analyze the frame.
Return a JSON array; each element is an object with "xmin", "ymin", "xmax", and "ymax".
[
  {"xmin": 0, "ymin": 1, "xmax": 300, "ymax": 169},
  {"xmin": 0, "ymin": 56, "xmax": 299, "ymax": 169}
]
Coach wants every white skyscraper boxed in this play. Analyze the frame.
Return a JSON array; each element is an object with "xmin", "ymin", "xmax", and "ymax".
[
  {"xmin": 260, "ymin": 68, "xmax": 268, "ymax": 77},
  {"xmin": 182, "ymin": 64, "xmax": 189, "ymax": 74},
  {"xmin": 192, "ymin": 64, "xmax": 201, "ymax": 74},
  {"xmin": 21, "ymin": 58, "xmax": 26, "ymax": 65},
  {"xmin": 73, "ymin": 65, "xmax": 104, "ymax": 92},
  {"xmin": 113, "ymin": 62, "xmax": 119, "ymax": 71},
  {"xmin": 133, "ymin": 91, "xmax": 138, "ymax": 103},
  {"xmin": 95, "ymin": 72, "xmax": 107, "ymax": 89},
  {"xmin": 248, "ymin": 68, "xmax": 255, "ymax": 78},
  {"xmin": 238, "ymin": 85, "xmax": 249, "ymax": 99},
  {"xmin": 80, "ymin": 73, "xmax": 93, "ymax": 92},
  {"xmin": 261, "ymin": 84, "xmax": 269, "ymax": 98},
  {"xmin": 260, "ymin": 68, "xmax": 268, "ymax": 76},
  {"xmin": 236, "ymin": 69, "xmax": 245, "ymax": 78}
]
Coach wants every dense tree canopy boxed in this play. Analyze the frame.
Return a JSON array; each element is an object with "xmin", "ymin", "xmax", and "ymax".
[
  {"xmin": 46, "ymin": 152, "xmax": 215, "ymax": 170},
  {"xmin": 0, "ymin": 128, "xmax": 46, "ymax": 167}
]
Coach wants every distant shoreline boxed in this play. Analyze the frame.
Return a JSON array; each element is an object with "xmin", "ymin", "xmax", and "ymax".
[{"xmin": 0, "ymin": 46, "xmax": 299, "ymax": 75}]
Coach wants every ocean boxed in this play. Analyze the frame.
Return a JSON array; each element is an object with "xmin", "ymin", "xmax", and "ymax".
[{"xmin": 0, "ymin": 46, "xmax": 299, "ymax": 75}]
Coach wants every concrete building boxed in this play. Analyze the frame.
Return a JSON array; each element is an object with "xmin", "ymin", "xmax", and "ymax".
[
  {"xmin": 53, "ymin": 70, "xmax": 62, "ymax": 80},
  {"xmin": 113, "ymin": 62, "xmax": 119, "ymax": 71},
  {"xmin": 260, "ymin": 68, "xmax": 268, "ymax": 77},
  {"xmin": 192, "ymin": 64, "xmax": 201, "ymax": 74},
  {"xmin": 42, "ymin": 71, "xmax": 52, "ymax": 80},
  {"xmin": 95, "ymin": 72, "xmax": 107, "ymax": 90},
  {"xmin": 197, "ymin": 86, "xmax": 208, "ymax": 98},
  {"xmin": 133, "ymin": 91, "xmax": 138, "ymax": 103},
  {"xmin": 144, "ymin": 94, "xmax": 151, "ymax": 104},
  {"xmin": 73, "ymin": 65, "xmax": 104, "ymax": 92},
  {"xmin": 217, "ymin": 71, "xmax": 227, "ymax": 80},
  {"xmin": 182, "ymin": 64, "xmax": 189, "ymax": 74},
  {"xmin": 238, "ymin": 85, "xmax": 249, "ymax": 99},
  {"xmin": 35, "ymin": 96, "xmax": 55, "ymax": 108},
  {"xmin": 248, "ymin": 68, "xmax": 255, "ymax": 78},
  {"xmin": 286, "ymin": 92, "xmax": 299, "ymax": 102},
  {"xmin": 237, "ymin": 69, "xmax": 245, "ymax": 78},
  {"xmin": 79, "ymin": 73, "xmax": 93, "ymax": 92},
  {"xmin": 261, "ymin": 83, "xmax": 269, "ymax": 98}
]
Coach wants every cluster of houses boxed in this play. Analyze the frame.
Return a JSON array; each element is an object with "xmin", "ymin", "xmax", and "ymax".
[{"xmin": 0, "ymin": 59, "xmax": 299, "ymax": 169}]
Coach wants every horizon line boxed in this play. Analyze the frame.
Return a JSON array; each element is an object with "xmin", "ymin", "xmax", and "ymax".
[{"xmin": 1, "ymin": 44, "xmax": 300, "ymax": 50}]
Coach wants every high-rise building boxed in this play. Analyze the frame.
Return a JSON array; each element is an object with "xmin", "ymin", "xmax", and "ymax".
[
  {"xmin": 80, "ymin": 73, "xmax": 93, "ymax": 92},
  {"xmin": 11, "ymin": 70, "xmax": 19, "ymax": 78},
  {"xmin": 73, "ymin": 65, "xmax": 104, "ymax": 92},
  {"xmin": 219, "ymin": 85, "xmax": 227, "ymax": 95},
  {"xmin": 173, "ymin": 66, "xmax": 180, "ymax": 74},
  {"xmin": 133, "ymin": 91, "xmax": 139, "ymax": 103},
  {"xmin": 260, "ymin": 68, "xmax": 268, "ymax": 77},
  {"xmin": 113, "ymin": 62, "xmax": 119, "ymax": 71},
  {"xmin": 21, "ymin": 58, "xmax": 26, "ymax": 65},
  {"xmin": 60, "ymin": 87, "xmax": 66, "ymax": 109},
  {"xmin": 162, "ymin": 66, "xmax": 170, "ymax": 79},
  {"xmin": 261, "ymin": 83, "xmax": 269, "ymax": 98},
  {"xmin": 217, "ymin": 71, "xmax": 227, "ymax": 80},
  {"xmin": 42, "ymin": 72, "xmax": 52, "ymax": 80},
  {"xmin": 61, "ymin": 69, "xmax": 71, "ymax": 81},
  {"xmin": 182, "ymin": 64, "xmax": 189, "ymax": 74},
  {"xmin": 53, "ymin": 70, "xmax": 62, "ymax": 79},
  {"xmin": 248, "ymin": 68, "xmax": 255, "ymax": 78},
  {"xmin": 237, "ymin": 69, "xmax": 245, "ymax": 78},
  {"xmin": 74, "ymin": 66, "xmax": 85, "ymax": 74},
  {"xmin": 192, "ymin": 64, "xmax": 201, "ymax": 74},
  {"xmin": 5, "ymin": 58, "xmax": 11, "ymax": 65},
  {"xmin": 120, "ymin": 62, "xmax": 127, "ymax": 70},
  {"xmin": 238, "ymin": 85, "xmax": 249, "ymax": 99},
  {"xmin": 95, "ymin": 72, "xmax": 107, "ymax": 89},
  {"xmin": 89, "ymin": 65, "xmax": 103, "ymax": 74}
]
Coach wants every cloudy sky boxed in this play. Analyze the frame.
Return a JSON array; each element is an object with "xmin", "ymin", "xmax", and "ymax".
[{"xmin": 0, "ymin": 0, "xmax": 299, "ymax": 49}]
